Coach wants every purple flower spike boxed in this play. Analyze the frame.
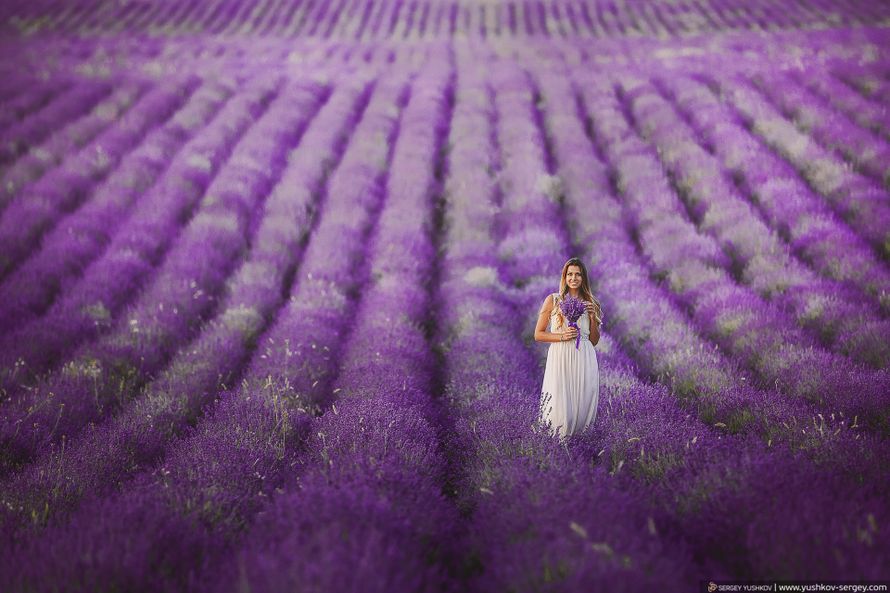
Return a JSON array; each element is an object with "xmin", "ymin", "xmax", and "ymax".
[{"xmin": 559, "ymin": 295, "xmax": 586, "ymax": 349}]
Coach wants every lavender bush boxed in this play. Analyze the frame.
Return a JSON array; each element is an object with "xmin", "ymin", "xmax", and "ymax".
[{"xmin": 559, "ymin": 295, "xmax": 586, "ymax": 349}]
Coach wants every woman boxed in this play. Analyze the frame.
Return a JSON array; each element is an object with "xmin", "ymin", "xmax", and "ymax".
[{"xmin": 534, "ymin": 257, "xmax": 602, "ymax": 441}]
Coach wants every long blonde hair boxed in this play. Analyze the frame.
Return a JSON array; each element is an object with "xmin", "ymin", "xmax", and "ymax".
[{"xmin": 552, "ymin": 257, "xmax": 603, "ymax": 329}]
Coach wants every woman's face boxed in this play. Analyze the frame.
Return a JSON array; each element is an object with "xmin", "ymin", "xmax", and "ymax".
[{"xmin": 566, "ymin": 265, "xmax": 583, "ymax": 291}]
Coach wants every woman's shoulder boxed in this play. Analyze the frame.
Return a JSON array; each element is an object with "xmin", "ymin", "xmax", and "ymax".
[{"xmin": 541, "ymin": 293, "xmax": 558, "ymax": 309}]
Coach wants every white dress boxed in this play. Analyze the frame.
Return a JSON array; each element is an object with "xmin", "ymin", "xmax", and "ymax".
[{"xmin": 539, "ymin": 293, "xmax": 599, "ymax": 440}]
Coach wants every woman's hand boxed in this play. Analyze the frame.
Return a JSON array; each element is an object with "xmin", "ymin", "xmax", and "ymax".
[
  {"xmin": 585, "ymin": 301, "xmax": 602, "ymax": 326},
  {"xmin": 559, "ymin": 327, "xmax": 579, "ymax": 342}
]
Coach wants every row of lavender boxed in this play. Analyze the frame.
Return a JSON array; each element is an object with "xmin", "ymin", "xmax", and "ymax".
[
  {"xmin": 1, "ymin": 26, "xmax": 887, "ymax": 88},
  {"xmin": 3, "ymin": 0, "xmax": 889, "ymax": 39}
]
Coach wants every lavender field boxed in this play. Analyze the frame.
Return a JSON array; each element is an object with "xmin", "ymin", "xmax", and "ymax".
[{"xmin": 0, "ymin": 0, "xmax": 889, "ymax": 591}]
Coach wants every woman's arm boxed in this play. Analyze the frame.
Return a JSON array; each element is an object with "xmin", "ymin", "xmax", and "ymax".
[{"xmin": 534, "ymin": 295, "xmax": 577, "ymax": 343}]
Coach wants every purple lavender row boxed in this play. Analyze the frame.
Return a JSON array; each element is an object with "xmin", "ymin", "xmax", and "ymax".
[
  {"xmin": 711, "ymin": 72, "xmax": 890, "ymax": 260},
  {"xmin": 0, "ymin": 87, "xmax": 23, "ymax": 106},
  {"xmin": 20, "ymin": 27, "xmax": 880, "ymax": 84},
  {"xmin": 390, "ymin": 0, "xmax": 857, "ymax": 39},
  {"xmin": 0, "ymin": 75, "xmax": 29, "ymax": 103},
  {"xmin": 389, "ymin": 0, "xmax": 416, "ymax": 40},
  {"xmin": 532, "ymin": 62, "xmax": 890, "ymax": 578},
  {"xmin": 656, "ymin": 74, "xmax": 890, "ymax": 311},
  {"xmin": 115, "ymin": 3, "xmax": 157, "ymax": 34},
  {"xmin": 433, "ymin": 47, "xmax": 696, "ymax": 588},
  {"xmin": 32, "ymin": 0, "xmax": 544, "ymax": 37},
  {"xmin": 752, "ymin": 70, "xmax": 890, "ymax": 188},
  {"xmin": 204, "ymin": 2, "xmax": 261, "ymax": 36},
  {"xmin": 131, "ymin": 2, "xmax": 176, "ymax": 35},
  {"xmin": 0, "ymin": 75, "xmax": 199, "ymax": 280},
  {"xmin": 0, "ymin": 80, "xmax": 234, "ymax": 342},
  {"xmin": 0, "ymin": 81, "xmax": 148, "ymax": 210},
  {"xmin": 589, "ymin": 72, "xmax": 890, "ymax": 434},
  {"xmin": 297, "ymin": 4, "xmax": 335, "ymax": 38},
  {"xmin": 797, "ymin": 69, "xmax": 890, "ymax": 146},
  {"xmin": 242, "ymin": 68, "xmax": 414, "ymax": 413},
  {"xmin": 0, "ymin": 79, "xmax": 379, "ymax": 589},
  {"xmin": 0, "ymin": 79, "xmax": 71, "ymax": 133},
  {"xmin": 7, "ymin": 0, "xmax": 889, "ymax": 38},
  {"xmin": 0, "ymin": 77, "xmax": 287, "ymax": 474},
  {"xmin": 337, "ymin": 0, "xmax": 370, "ymax": 39},
  {"xmin": 615, "ymin": 74, "xmax": 890, "ymax": 369},
  {"xmin": 249, "ymin": 2, "xmax": 295, "ymax": 36},
  {"xmin": 144, "ymin": 42, "xmax": 342, "ymax": 83},
  {"xmin": 324, "ymin": 0, "xmax": 356, "ymax": 39},
  {"xmin": 487, "ymin": 63, "xmax": 569, "ymax": 311},
  {"xmin": 0, "ymin": 60, "xmax": 397, "ymax": 538},
  {"xmin": 834, "ymin": 64, "xmax": 890, "ymax": 106},
  {"xmin": 0, "ymin": 79, "xmax": 251, "ymax": 394},
  {"xmin": 302, "ymin": 0, "xmax": 335, "ymax": 39},
  {"xmin": 223, "ymin": 51, "xmax": 461, "ymax": 593},
  {"xmin": 0, "ymin": 80, "xmax": 111, "ymax": 167},
  {"xmin": 354, "ymin": 0, "xmax": 387, "ymax": 42}
]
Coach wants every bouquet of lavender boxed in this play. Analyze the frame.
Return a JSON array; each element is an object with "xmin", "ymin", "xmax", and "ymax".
[{"xmin": 559, "ymin": 295, "xmax": 586, "ymax": 350}]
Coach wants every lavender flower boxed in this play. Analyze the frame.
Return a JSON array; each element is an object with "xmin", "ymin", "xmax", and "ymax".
[{"xmin": 559, "ymin": 294, "xmax": 586, "ymax": 350}]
